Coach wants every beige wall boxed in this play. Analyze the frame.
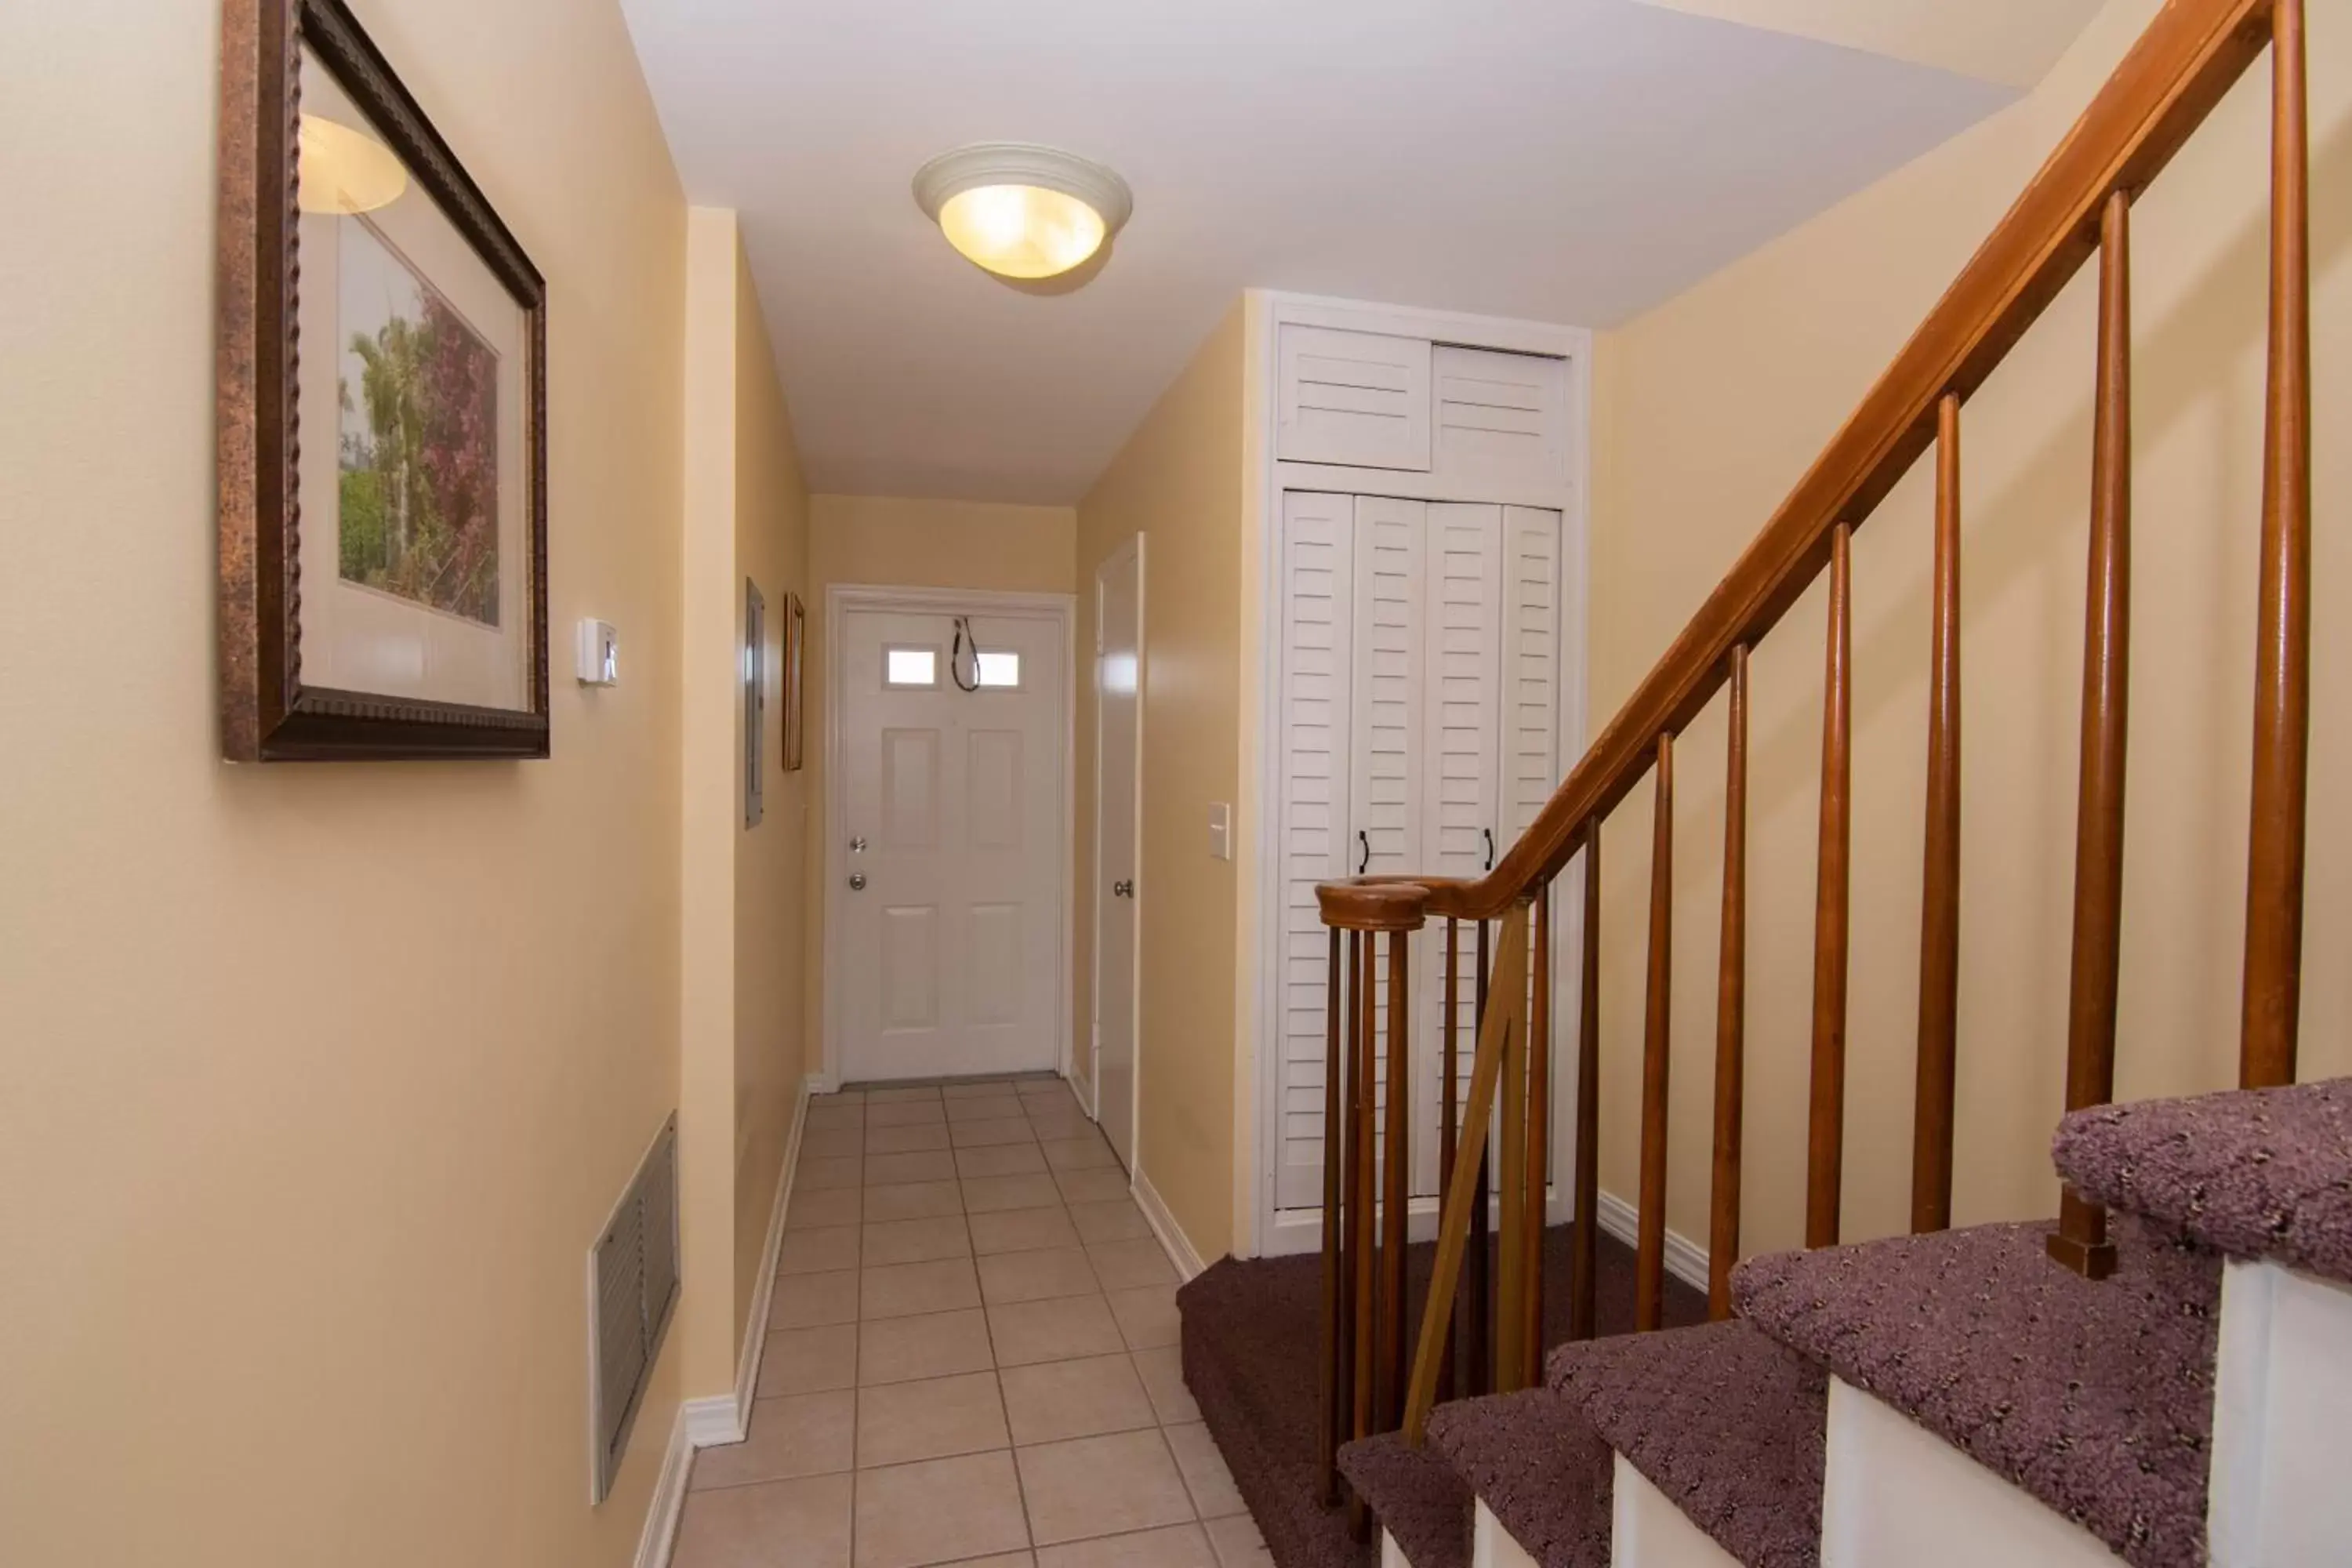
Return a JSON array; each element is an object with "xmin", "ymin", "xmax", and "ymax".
[
  {"xmin": 0, "ymin": 0, "xmax": 694, "ymax": 1563},
  {"xmin": 800, "ymin": 495, "xmax": 1077, "ymax": 1080},
  {"xmin": 1074, "ymin": 305, "xmax": 1251, "ymax": 1261},
  {"xmin": 681, "ymin": 209, "xmax": 813, "ymax": 1396},
  {"xmin": 1588, "ymin": 0, "xmax": 2350, "ymax": 1258}
]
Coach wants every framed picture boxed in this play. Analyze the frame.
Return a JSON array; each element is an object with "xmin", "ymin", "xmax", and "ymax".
[
  {"xmin": 218, "ymin": 0, "xmax": 549, "ymax": 760},
  {"xmin": 782, "ymin": 592, "xmax": 807, "ymax": 772},
  {"xmin": 744, "ymin": 581, "xmax": 767, "ymax": 828}
]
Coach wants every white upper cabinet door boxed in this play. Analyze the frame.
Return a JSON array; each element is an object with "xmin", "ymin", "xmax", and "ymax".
[
  {"xmin": 1431, "ymin": 346, "xmax": 1570, "ymax": 493},
  {"xmin": 1278, "ymin": 326, "xmax": 1433, "ymax": 472}
]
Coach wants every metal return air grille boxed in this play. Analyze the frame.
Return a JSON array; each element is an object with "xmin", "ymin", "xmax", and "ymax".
[{"xmin": 589, "ymin": 1114, "xmax": 679, "ymax": 1503}]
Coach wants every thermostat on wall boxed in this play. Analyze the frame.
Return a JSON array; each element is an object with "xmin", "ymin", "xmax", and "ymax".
[{"xmin": 576, "ymin": 620, "xmax": 619, "ymax": 686}]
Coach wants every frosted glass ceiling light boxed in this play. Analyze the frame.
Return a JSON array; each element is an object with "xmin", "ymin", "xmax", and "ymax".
[
  {"xmin": 297, "ymin": 114, "xmax": 408, "ymax": 215},
  {"xmin": 913, "ymin": 143, "xmax": 1132, "ymax": 281}
]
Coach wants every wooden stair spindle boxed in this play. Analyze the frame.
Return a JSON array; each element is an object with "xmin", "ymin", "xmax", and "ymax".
[
  {"xmin": 1495, "ymin": 902, "xmax": 1530, "ymax": 1391},
  {"xmin": 1637, "ymin": 734, "xmax": 1675, "ymax": 1333},
  {"xmin": 1523, "ymin": 881, "xmax": 1552, "ymax": 1382},
  {"xmin": 1468, "ymin": 919, "xmax": 1492, "ymax": 1394},
  {"xmin": 2052, "ymin": 190, "xmax": 2133, "ymax": 1282},
  {"xmin": 2241, "ymin": 0, "xmax": 2310, "ymax": 1091},
  {"xmin": 1914, "ymin": 394, "xmax": 1964, "ymax": 1236},
  {"xmin": 1319, "ymin": 928, "xmax": 1348, "ymax": 1501},
  {"xmin": 1807, "ymin": 524, "xmax": 1854, "ymax": 1249},
  {"xmin": 1439, "ymin": 918, "xmax": 1459, "ymax": 1401},
  {"xmin": 1570, "ymin": 826, "xmax": 1602, "ymax": 1342},
  {"xmin": 1380, "ymin": 927, "xmax": 1410, "ymax": 1428},
  {"xmin": 1711, "ymin": 648, "xmax": 1750, "ymax": 1319}
]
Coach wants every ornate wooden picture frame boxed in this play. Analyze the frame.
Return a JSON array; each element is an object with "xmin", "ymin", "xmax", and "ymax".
[
  {"xmin": 218, "ymin": 0, "xmax": 549, "ymax": 760},
  {"xmin": 782, "ymin": 591, "xmax": 808, "ymax": 772}
]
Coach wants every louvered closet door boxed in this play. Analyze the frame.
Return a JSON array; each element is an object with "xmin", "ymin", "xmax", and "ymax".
[{"xmin": 1272, "ymin": 492, "xmax": 1356, "ymax": 1211}]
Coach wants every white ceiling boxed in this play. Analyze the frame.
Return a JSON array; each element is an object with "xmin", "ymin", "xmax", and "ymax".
[{"xmin": 619, "ymin": 0, "xmax": 2071, "ymax": 504}]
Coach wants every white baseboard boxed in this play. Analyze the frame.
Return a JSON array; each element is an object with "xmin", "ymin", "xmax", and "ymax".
[
  {"xmin": 1595, "ymin": 1189, "xmax": 1710, "ymax": 1294},
  {"xmin": 727, "ymin": 1075, "xmax": 812, "ymax": 1432},
  {"xmin": 1134, "ymin": 1167, "xmax": 1209, "ymax": 1282},
  {"xmin": 632, "ymin": 1405, "xmax": 693, "ymax": 1568}
]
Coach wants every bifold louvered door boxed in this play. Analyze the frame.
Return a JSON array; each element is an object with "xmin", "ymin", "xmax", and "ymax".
[{"xmin": 1272, "ymin": 493, "xmax": 1563, "ymax": 1214}]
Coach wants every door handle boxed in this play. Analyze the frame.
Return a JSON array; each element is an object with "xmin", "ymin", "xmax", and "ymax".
[
  {"xmin": 848, "ymin": 873, "xmax": 867, "ymax": 891},
  {"xmin": 1484, "ymin": 828, "xmax": 1496, "ymax": 873},
  {"xmin": 1358, "ymin": 830, "xmax": 1371, "ymax": 877},
  {"xmin": 849, "ymin": 836, "xmax": 869, "ymax": 854},
  {"xmin": 1112, "ymin": 879, "xmax": 1134, "ymax": 898}
]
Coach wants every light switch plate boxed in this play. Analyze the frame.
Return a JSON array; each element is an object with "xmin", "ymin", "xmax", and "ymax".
[
  {"xmin": 1208, "ymin": 803, "xmax": 1232, "ymax": 862},
  {"xmin": 576, "ymin": 619, "xmax": 619, "ymax": 686}
]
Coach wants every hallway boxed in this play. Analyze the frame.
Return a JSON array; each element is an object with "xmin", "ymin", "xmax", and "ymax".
[{"xmin": 673, "ymin": 1076, "xmax": 1267, "ymax": 1568}]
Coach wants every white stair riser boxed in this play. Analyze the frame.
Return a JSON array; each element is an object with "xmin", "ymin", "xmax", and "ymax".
[
  {"xmin": 2209, "ymin": 1258, "xmax": 2352, "ymax": 1566},
  {"xmin": 1381, "ymin": 1527, "xmax": 1414, "ymax": 1568},
  {"xmin": 1471, "ymin": 1501, "xmax": 1540, "ymax": 1568},
  {"xmin": 1609, "ymin": 1455, "xmax": 1740, "ymax": 1568},
  {"xmin": 1820, "ymin": 1377, "xmax": 2119, "ymax": 1566}
]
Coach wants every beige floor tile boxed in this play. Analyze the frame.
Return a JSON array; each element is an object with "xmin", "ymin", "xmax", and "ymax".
[
  {"xmin": 978, "ymin": 1247, "xmax": 1102, "ymax": 1305},
  {"xmin": 946, "ymin": 1557, "xmax": 1035, "ymax": 1568},
  {"xmin": 771, "ymin": 1269, "xmax": 860, "ymax": 1330},
  {"xmin": 1017, "ymin": 1429, "xmax": 1196, "ymax": 1547},
  {"xmin": 859, "ymin": 1307, "xmax": 996, "ymax": 1385},
  {"xmin": 1000, "ymin": 1352, "xmax": 1156, "ymax": 1446},
  {"xmin": 1018, "ymin": 1080, "xmax": 1080, "ymax": 1105},
  {"xmin": 969, "ymin": 1205, "xmax": 1080, "ymax": 1255},
  {"xmin": 779, "ymin": 1225, "xmax": 862, "ymax": 1276},
  {"xmin": 963, "ymin": 1174, "xmax": 1063, "ymax": 1214},
  {"xmin": 862, "ymin": 1214, "xmax": 971, "ymax": 1267},
  {"xmin": 805, "ymin": 1102, "xmax": 867, "ymax": 1135},
  {"xmin": 819, "ymin": 1090, "xmax": 869, "ymax": 1106},
  {"xmin": 1087, "ymin": 1239, "xmax": 1176, "ymax": 1292},
  {"xmin": 690, "ymin": 1391, "xmax": 855, "ymax": 1489},
  {"xmin": 758, "ymin": 1323, "xmax": 858, "ymax": 1396},
  {"xmin": 1129, "ymin": 1348, "xmax": 1201, "ymax": 1425},
  {"xmin": 1036, "ymin": 1524, "xmax": 1216, "ymax": 1568},
  {"xmin": 867, "ymin": 1099, "xmax": 949, "ymax": 1128},
  {"xmin": 947, "ymin": 1094, "xmax": 1027, "ymax": 1123},
  {"xmin": 1105, "ymin": 1285, "xmax": 1179, "ymax": 1351},
  {"xmin": 1067, "ymin": 1200, "xmax": 1152, "ymax": 1244},
  {"xmin": 1200, "ymin": 1514, "xmax": 1272, "ymax": 1568},
  {"xmin": 952, "ymin": 1118, "xmax": 1038, "ymax": 1149},
  {"xmin": 864, "ymin": 1179, "xmax": 964, "ymax": 1222},
  {"xmin": 1025, "ymin": 1118, "xmax": 1098, "ymax": 1146},
  {"xmin": 862, "ymin": 1257, "xmax": 982, "ymax": 1319},
  {"xmin": 855, "ymin": 1369, "xmax": 1009, "ymax": 1468},
  {"xmin": 957, "ymin": 1143, "xmax": 1049, "ymax": 1179},
  {"xmin": 673, "ymin": 1471, "xmax": 852, "ymax": 1568},
  {"xmin": 1054, "ymin": 1169, "xmax": 1132, "ymax": 1206},
  {"xmin": 800, "ymin": 1156, "xmax": 862, "ymax": 1191},
  {"xmin": 789, "ymin": 1186, "xmax": 865, "ymax": 1230},
  {"xmin": 1160, "ymin": 1424, "xmax": 1243, "ymax": 1519},
  {"xmin": 866, "ymin": 1086, "xmax": 944, "ymax": 1105},
  {"xmin": 804, "ymin": 1127, "xmax": 866, "ymax": 1160},
  {"xmin": 866, "ymin": 1150, "xmax": 960, "ymax": 1185},
  {"xmin": 867, "ymin": 1122, "xmax": 953, "ymax": 1155},
  {"xmin": 1040, "ymin": 1135, "xmax": 1120, "ymax": 1173},
  {"xmin": 854, "ymin": 1450, "xmax": 1031, "ymax": 1568},
  {"xmin": 942, "ymin": 1078, "xmax": 1018, "ymax": 1099},
  {"xmin": 988, "ymin": 1293, "xmax": 1128, "ymax": 1367}
]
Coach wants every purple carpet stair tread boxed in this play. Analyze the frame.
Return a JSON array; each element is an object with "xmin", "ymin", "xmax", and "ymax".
[
  {"xmin": 2055, "ymin": 1077, "xmax": 2352, "ymax": 1286},
  {"xmin": 1425, "ymin": 1391, "xmax": 1612, "ymax": 1568},
  {"xmin": 1338, "ymin": 1433, "xmax": 1472, "ymax": 1568},
  {"xmin": 1549, "ymin": 1321, "xmax": 1825, "ymax": 1568},
  {"xmin": 1733, "ymin": 1218, "xmax": 2220, "ymax": 1568}
]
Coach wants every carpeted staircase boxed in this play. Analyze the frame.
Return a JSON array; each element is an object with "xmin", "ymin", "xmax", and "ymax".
[{"xmin": 1181, "ymin": 1079, "xmax": 2352, "ymax": 1568}]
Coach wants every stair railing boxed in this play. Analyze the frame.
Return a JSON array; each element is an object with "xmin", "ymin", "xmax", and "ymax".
[{"xmin": 1315, "ymin": 0, "xmax": 2312, "ymax": 1489}]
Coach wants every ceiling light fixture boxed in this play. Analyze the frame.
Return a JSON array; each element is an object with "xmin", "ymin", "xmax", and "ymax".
[
  {"xmin": 297, "ymin": 114, "xmax": 408, "ymax": 216},
  {"xmin": 912, "ymin": 143, "xmax": 1132, "ymax": 281}
]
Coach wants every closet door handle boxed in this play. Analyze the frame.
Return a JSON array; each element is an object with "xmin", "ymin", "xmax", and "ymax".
[
  {"xmin": 1358, "ymin": 830, "xmax": 1371, "ymax": 877},
  {"xmin": 1484, "ymin": 828, "xmax": 1497, "ymax": 873}
]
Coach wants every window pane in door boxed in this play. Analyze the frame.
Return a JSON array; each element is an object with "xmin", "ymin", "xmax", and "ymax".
[{"xmin": 886, "ymin": 647, "xmax": 938, "ymax": 688}]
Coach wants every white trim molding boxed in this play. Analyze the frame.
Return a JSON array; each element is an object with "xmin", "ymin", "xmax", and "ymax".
[
  {"xmin": 631, "ymin": 1406, "xmax": 693, "ymax": 1568},
  {"xmin": 730, "ymin": 1075, "xmax": 812, "ymax": 1430},
  {"xmin": 1134, "ymin": 1167, "xmax": 1208, "ymax": 1283},
  {"xmin": 1595, "ymin": 1189, "xmax": 1711, "ymax": 1295}
]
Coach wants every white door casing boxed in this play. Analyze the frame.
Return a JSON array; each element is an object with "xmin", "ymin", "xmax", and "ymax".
[
  {"xmin": 826, "ymin": 589, "xmax": 1073, "ymax": 1085},
  {"xmin": 1093, "ymin": 539, "xmax": 1144, "ymax": 1170}
]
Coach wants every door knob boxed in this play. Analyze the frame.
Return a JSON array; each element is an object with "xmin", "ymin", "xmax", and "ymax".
[
  {"xmin": 848, "ymin": 873, "xmax": 867, "ymax": 891},
  {"xmin": 1112, "ymin": 879, "xmax": 1134, "ymax": 898}
]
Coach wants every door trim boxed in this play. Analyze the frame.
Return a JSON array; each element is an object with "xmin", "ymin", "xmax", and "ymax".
[
  {"xmin": 1089, "ymin": 535, "xmax": 1145, "ymax": 1156},
  {"xmin": 819, "ymin": 584, "xmax": 1077, "ymax": 1091}
]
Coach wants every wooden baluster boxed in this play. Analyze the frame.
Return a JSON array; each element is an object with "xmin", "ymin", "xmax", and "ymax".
[
  {"xmin": 1570, "ymin": 827, "xmax": 1602, "ymax": 1342},
  {"xmin": 1711, "ymin": 649, "xmax": 1750, "ymax": 1319},
  {"xmin": 1808, "ymin": 524, "xmax": 1854, "ymax": 1249},
  {"xmin": 1914, "ymin": 395, "xmax": 1964, "ymax": 1235},
  {"xmin": 2242, "ymin": 0, "xmax": 2310, "ymax": 1091},
  {"xmin": 1380, "ymin": 928, "xmax": 1410, "ymax": 1429},
  {"xmin": 1523, "ymin": 882, "xmax": 1552, "ymax": 1381},
  {"xmin": 1496, "ymin": 903, "xmax": 1529, "ymax": 1389},
  {"xmin": 1637, "ymin": 734, "xmax": 1675, "ymax": 1332},
  {"xmin": 1439, "ymin": 918, "xmax": 1459, "ymax": 1401},
  {"xmin": 2051, "ymin": 189, "xmax": 2133, "ymax": 1281},
  {"xmin": 1468, "ymin": 919, "xmax": 1491, "ymax": 1393},
  {"xmin": 1319, "ymin": 928, "xmax": 1347, "ymax": 1501},
  {"xmin": 1348, "ymin": 931, "xmax": 1375, "ymax": 1537}
]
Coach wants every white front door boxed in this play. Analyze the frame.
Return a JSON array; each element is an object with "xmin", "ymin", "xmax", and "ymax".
[
  {"xmin": 834, "ymin": 602, "xmax": 1067, "ymax": 1083},
  {"xmin": 1093, "ymin": 540, "xmax": 1143, "ymax": 1169}
]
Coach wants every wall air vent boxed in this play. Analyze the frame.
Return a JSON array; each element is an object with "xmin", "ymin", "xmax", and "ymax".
[{"xmin": 587, "ymin": 1113, "xmax": 680, "ymax": 1503}]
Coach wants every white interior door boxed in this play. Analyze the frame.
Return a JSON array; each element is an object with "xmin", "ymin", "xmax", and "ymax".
[
  {"xmin": 834, "ymin": 603, "xmax": 1065, "ymax": 1083},
  {"xmin": 1093, "ymin": 541, "xmax": 1142, "ymax": 1169}
]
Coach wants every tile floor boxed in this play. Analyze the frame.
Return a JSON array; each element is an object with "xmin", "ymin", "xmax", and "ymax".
[{"xmin": 673, "ymin": 1074, "xmax": 1273, "ymax": 1568}]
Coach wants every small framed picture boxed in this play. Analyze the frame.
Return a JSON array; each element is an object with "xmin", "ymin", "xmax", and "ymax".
[
  {"xmin": 745, "ymin": 581, "xmax": 767, "ymax": 828},
  {"xmin": 218, "ymin": 0, "xmax": 549, "ymax": 760},
  {"xmin": 782, "ymin": 592, "xmax": 808, "ymax": 773}
]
